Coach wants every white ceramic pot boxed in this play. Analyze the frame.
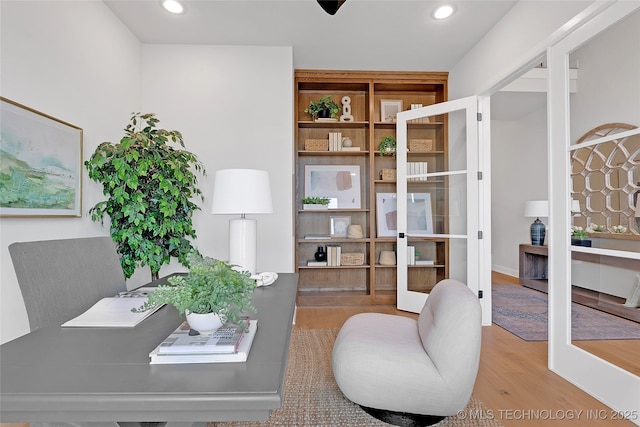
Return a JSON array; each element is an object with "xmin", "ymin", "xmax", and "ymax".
[{"xmin": 185, "ymin": 311, "xmax": 223, "ymax": 334}]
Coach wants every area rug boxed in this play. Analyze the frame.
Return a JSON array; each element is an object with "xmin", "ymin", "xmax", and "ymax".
[
  {"xmin": 492, "ymin": 284, "xmax": 640, "ymax": 341},
  {"xmin": 212, "ymin": 328, "xmax": 503, "ymax": 427}
]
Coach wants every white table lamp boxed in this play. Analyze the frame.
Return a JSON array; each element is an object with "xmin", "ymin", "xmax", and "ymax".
[
  {"xmin": 524, "ymin": 200, "xmax": 548, "ymax": 246},
  {"xmin": 211, "ymin": 169, "xmax": 273, "ymax": 275}
]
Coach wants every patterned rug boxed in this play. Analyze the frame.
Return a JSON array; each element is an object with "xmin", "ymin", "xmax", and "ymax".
[
  {"xmin": 492, "ymin": 284, "xmax": 640, "ymax": 341},
  {"xmin": 212, "ymin": 328, "xmax": 503, "ymax": 427}
]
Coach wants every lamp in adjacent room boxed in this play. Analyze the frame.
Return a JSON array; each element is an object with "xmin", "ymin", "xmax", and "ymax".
[
  {"xmin": 524, "ymin": 200, "xmax": 549, "ymax": 246},
  {"xmin": 211, "ymin": 169, "xmax": 273, "ymax": 275}
]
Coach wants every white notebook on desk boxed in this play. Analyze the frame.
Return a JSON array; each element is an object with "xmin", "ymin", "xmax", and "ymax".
[{"xmin": 62, "ymin": 287, "xmax": 162, "ymax": 328}]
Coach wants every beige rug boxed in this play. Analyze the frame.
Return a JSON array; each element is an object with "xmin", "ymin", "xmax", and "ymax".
[{"xmin": 212, "ymin": 328, "xmax": 503, "ymax": 427}]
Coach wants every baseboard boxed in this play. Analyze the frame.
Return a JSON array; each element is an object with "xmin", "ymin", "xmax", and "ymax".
[{"xmin": 492, "ymin": 264, "xmax": 518, "ymax": 278}]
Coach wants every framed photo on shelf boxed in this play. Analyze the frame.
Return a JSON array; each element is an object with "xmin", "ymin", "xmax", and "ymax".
[
  {"xmin": 376, "ymin": 192, "xmax": 434, "ymax": 237},
  {"xmin": 0, "ymin": 97, "xmax": 83, "ymax": 217},
  {"xmin": 305, "ymin": 165, "xmax": 361, "ymax": 209},
  {"xmin": 330, "ymin": 216, "xmax": 351, "ymax": 237},
  {"xmin": 380, "ymin": 100, "xmax": 403, "ymax": 123}
]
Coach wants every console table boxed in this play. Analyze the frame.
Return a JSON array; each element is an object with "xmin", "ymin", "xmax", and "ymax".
[
  {"xmin": 0, "ymin": 273, "xmax": 298, "ymax": 424},
  {"xmin": 519, "ymin": 244, "xmax": 639, "ymax": 322}
]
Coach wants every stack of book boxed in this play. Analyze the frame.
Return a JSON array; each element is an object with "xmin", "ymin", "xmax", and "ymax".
[
  {"xmin": 407, "ymin": 162, "xmax": 428, "ymax": 181},
  {"xmin": 149, "ymin": 320, "xmax": 257, "ymax": 364},
  {"xmin": 328, "ymin": 132, "xmax": 360, "ymax": 152},
  {"xmin": 326, "ymin": 245, "xmax": 342, "ymax": 266}
]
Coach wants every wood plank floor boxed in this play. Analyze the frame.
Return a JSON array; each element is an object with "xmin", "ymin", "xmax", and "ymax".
[{"xmin": 295, "ymin": 272, "xmax": 638, "ymax": 426}]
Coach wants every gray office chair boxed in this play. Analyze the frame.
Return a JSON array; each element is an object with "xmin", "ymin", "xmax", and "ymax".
[{"xmin": 9, "ymin": 236, "xmax": 127, "ymax": 331}]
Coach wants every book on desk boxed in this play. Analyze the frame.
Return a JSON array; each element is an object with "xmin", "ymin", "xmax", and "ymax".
[
  {"xmin": 149, "ymin": 320, "xmax": 258, "ymax": 364},
  {"xmin": 61, "ymin": 287, "xmax": 163, "ymax": 328}
]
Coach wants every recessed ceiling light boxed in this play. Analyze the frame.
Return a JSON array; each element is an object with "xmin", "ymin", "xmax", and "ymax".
[
  {"xmin": 161, "ymin": 0, "xmax": 184, "ymax": 14},
  {"xmin": 433, "ymin": 4, "xmax": 455, "ymax": 20}
]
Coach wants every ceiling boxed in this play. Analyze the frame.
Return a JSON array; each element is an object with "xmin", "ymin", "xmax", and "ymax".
[{"xmin": 104, "ymin": 0, "xmax": 517, "ymax": 71}]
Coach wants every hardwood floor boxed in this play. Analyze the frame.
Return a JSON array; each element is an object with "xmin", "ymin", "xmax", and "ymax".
[{"xmin": 295, "ymin": 272, "xmax": 638, "ymax": 426}]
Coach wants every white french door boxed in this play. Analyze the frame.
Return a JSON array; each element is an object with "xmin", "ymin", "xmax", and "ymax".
[{"xmin": 395, "ymin": 96, "xmax": 491, "ymax": 324}]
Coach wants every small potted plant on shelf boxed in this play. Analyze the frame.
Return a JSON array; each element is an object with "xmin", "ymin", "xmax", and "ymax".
[
  {"xmin": 302, "ymin": 196, "xmax": 331, "ymax": 210},
  {"xmin": 570, "ymin": 226, "xmax": 591, "ymax": 247},
  {"xmin": 134, "ymin": 252, "xmax": 256, "ymax": 334},
  {"xmin": 586, "ymin": 223, "xmax": 605, "ymax": 233},
  {"xmin": 379, "ymin": 136, "xmax": 397, "ymax": 156},
  {"xmin": 612, "ymin": 225, "xmax": 628, "ymax": 234},
  {"xmin": 304, "ymin": 95, "xmax": 340, "ymax": 121}
]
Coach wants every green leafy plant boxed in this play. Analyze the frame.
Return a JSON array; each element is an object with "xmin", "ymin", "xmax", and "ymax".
[
  {"xmin": 85, "ymin": 113, "xmax": 205, "ymax": 280},
  {"xmin": 570, "ymin": 226, "xmax": 588, "ymax": 240},
  {"xmin": 302, "ymin": 196, "xmax": 330, "ymax": 205},
  {"xmin": 304, "ymin": 95, "xmax": 340, "ymax": 120},
  {"xmin": 134, "ymin": 252, "xmax": 256, "ymax": 327},
  {"xmin": 379, "ymin": 136, "xmax": 397, "ymax": 156}
]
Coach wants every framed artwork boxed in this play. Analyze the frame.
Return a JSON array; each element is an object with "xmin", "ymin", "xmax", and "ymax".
[
  {"xmin": 305, "ymin": 165, "xmax": 361, "ymax": 209},
  {"xmin": 330, "ymin": 216, "xmax": 351, "ymax": 237},
  {"xmin": 0, "ymin": 97, "xmax": 83, "ymax": 217},
  {"xmin": 381, "ymin": 100, "xmax": 403, "ymax": 123},
  {"xmin": 376, "ymin": 192, "xmax": 434, "ymax": 237}
]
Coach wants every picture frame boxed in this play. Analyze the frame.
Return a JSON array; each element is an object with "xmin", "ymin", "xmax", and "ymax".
[
  {"xmin": 1, "ymin": 97, "xmax": 83, "ymax": 217},
  {"xmin": 305, "ymin": 165, "xmax": 361, "ymax": 209},
  {"xmin": 376, "ymin": 192, "xmax": 434, "ymax": 237},
  {"xmin": 330, "ymin": 216, "xmax": 351, "ymax": 237},
  {"xmin": 380, "ymin": 100, "xmax": 403, "ymax": 123}
]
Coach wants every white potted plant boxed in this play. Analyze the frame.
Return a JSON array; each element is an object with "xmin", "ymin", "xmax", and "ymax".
[
  {"xmin": 302, "ymin": 196, "xmax": 330, "ymax": 210},
  {"xmin": 134, "ymin": 252, "xmax": 256, "ymax": 334}
]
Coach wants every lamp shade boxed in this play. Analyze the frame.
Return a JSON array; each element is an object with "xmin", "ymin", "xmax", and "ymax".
[
  {"xmin": 524, "ymin": 200, "xmax": 549, "ymax": 218},
  {"xmin": 211, "ymin": 169, "xmax": 273, "ymax": 215}
]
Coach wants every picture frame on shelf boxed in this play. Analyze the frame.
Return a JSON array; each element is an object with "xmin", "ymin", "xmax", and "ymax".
[
  {"xmin": 376, "ymin": 192, "xmax": 434, "ymax": 237},
  {"xmin": 330, "ymin": 216, "xmax": 351, "ymax": 237},
  {"xmin": 305, "ymin": 165, "xmax": 361, "ymax": 209},
  {"xmin": 0, "ymin": 97, "xmax": 83, "ymax": 217},
  {"xmin": 380, "ymin": 100, "xmax": 403, "ymax": 123}
]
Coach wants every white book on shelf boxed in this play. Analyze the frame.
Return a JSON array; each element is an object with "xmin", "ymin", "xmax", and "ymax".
[
  {"xmin": 149, "ymin": 320, "xmax": 258, "ymax": 364},
  {"xmin": 61, "ymin": 287, "xmax": 162, "ymax": 328}
]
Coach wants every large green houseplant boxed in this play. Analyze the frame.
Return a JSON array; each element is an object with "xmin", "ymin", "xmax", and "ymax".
[
  {"xmin": 135, "ymin": 252, "xmax": 256, "ymax": 331},
  {"xmin": 85, "ymin": 113, "xmax": 205, "ymax": 280},
  {"xmin": 304, "ymin": 95, "xmax": 340, "ymax": 120}
]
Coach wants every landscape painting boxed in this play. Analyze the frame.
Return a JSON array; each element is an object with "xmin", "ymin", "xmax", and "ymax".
[{"xmin": 0, "ymin": 98, "xmax": 82, "ymax": 217}]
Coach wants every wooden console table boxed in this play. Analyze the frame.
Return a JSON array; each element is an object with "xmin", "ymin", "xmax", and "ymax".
[{"xmin": 518, "ymin": 244, "xmax": 639, "ymax": 323}]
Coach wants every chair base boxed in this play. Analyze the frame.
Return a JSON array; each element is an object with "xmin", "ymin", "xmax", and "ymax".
[{"xmin": 360, "ymin": 405, "xmax": 446, "ymax": 427}]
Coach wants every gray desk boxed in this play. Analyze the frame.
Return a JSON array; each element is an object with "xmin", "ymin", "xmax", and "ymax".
[{"xmin": 0, "ymin": 273, "xmax": 298, "ymax": 424}]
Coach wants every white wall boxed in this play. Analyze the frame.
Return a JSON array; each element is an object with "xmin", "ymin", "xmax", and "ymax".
[
  {"xmin": 0, "ymin": 1, "xmax": 142, "ymax": 343},
  {"xmin": 0, "ymin": 3, "xmax": 294, "ymax": 344},
  {"xmin": 139, "ymin": 44, "xmax": 294, "ymax": 278}
]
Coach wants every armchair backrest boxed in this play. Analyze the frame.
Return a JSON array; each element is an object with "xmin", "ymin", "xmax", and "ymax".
[
  {"xmin": 9, "ymin": 236, "xmax": 127, "ymax": 331},
  {"xmin": 417, "ymin": 279, "xmax": 482, "ymax": 393}
]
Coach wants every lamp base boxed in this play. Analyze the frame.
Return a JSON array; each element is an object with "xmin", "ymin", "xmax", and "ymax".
[
  {"xmin": 530, "ymin": 218, "xmax": 546, "ymax": 246},
  {"xmin": 229, "ymin": 218, "xmax": 257, "ymax": 275}
]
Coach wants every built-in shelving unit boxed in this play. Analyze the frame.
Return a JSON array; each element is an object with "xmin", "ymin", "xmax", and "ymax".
[{"xmin": 294, "ymin": 70, "xmax": 448, "ymax": 306}]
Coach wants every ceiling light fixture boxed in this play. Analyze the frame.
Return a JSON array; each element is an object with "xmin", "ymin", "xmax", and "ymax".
[
  {"xmin": 161, "ymin": 0, "xmax": 184, "ymax": 14},
  {"xmin": 316, "ymin": 0, "xmax": 347, "ymax": 16},
  {"xmin": 433, "ymin": 4, "xmax": 455, "ymax": 20}
]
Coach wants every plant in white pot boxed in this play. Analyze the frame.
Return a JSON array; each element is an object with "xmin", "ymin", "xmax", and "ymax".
[
  {"xmin": 134, "ymin": 252, "xmax": 256, "ymax": 334},
  {"xmin": 302, "ymin": 196, "xmax": 330, "ymax": 210}
]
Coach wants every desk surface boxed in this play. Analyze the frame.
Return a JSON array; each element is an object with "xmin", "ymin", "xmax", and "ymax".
[{"xmin": 0, "ymin": 273, "xmax": 298, "ymax": 423}]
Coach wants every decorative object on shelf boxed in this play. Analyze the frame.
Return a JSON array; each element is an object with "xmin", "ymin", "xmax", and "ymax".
[
  {"xmin": 1, "ymin": 97, "xmax": 83, "ymax": 217},
  {"xmin": 305, "ymin": 139, "xmax": 329, "ymax": 151},
  {"xmin": 134, "ymin": 252, "xmax": 256, "ymax": 333},
  {"xmin": 305, "ymin": 165, "xmax": 361, "ymax": 209},
  {"xmin": 339, "ymin": 96, "xmax": 354, "ymax": 122},
  {"xmin": 586, "ymin": 223, "xmax": 605, "ymax": 232},
  {"xmin": 378, "ymin": 136, "xmax": 397, "ymax": 156},
  {"xmin": 379, "ymin": 250, "xmax": 396, "ymax": 266},
  {"xmin": 524, "ymin": 200, "xmax": 548, "ymax": 246},
  {"xmin": 330, "ymin": 216, "xmax": 351, "ymax": 237},
  {"xmin": 341, "ymin": 252, "xmax": 365, "ymax": 266},
  {"xmin": 409, "ymin": 139, "xmax": 433, "ymax": 152},
  {"xmin": 347, "ymin": 224, "xmax": 364, "ymax": 239},
  {"xmin": 380, "ymin": 168, "xmax": 397, "ymax": 181},
  {"xmin": 380, "ymin": 100, "xmax": 403, "ymax": 123},
  {"xmin": 570, "ymin": 226, "xmax": 591, "ymax": 246},
  {"xmin": 85, "ymin": 112, "xmax": 205, "ymax": 280},
  {"xmin": 314, "ymin": 246, "xmax": 327, "ymax": 262},
  {"xmin": 376, "ymin": 193, "xmax": 434, "ymax": 237},
  {"xmin": 304, "ymin": 95, "xmax": 340, "ymax": 121},
  {"xmin": 302, "ymin": 196, "xmax": 330, "ymax": 210},
  {"xmin": 341, "ymin": 137, "xmax": 352, "ymax": 148},
  {"xmin": 211, "ymin": 169, "xmax": 273, "ymax": 275},
  {"xmin": 612, "ymin": 225, "xmax": 627, "ymax": 233}
]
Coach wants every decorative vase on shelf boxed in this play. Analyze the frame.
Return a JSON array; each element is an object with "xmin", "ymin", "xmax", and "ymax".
[
  {"xmin": 185, "ymin": 311, "xmax": 224, "ymax": 335},
  {"xmin": 314, "ymin": 246, "xmax": 327, "ymax": 262}
]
